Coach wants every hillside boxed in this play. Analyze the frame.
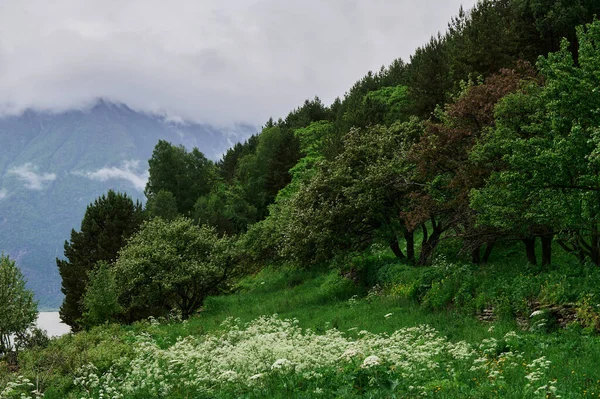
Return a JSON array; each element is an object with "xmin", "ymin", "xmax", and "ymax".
[
  {"xmin": 5, "ymin": 1, "xmax": 600, "ymax": 397},
  {"xmin": 0, "ymin": 101, "xmax": 254, "ymax": 308},
  {"xmin": 6, "ymin": 254, "xmax": 600, "ymax": 398}
]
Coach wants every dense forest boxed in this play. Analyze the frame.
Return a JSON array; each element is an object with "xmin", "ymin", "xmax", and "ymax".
[{"xmin": 5, "ymin": 0, "xmax": 600, "ymax": 397}]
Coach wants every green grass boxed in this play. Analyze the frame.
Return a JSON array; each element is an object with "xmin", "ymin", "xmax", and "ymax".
[
  {"xmin": 5, "ymin": 248, "xmax": 600, "ymax": 398},
  {"xmin": 177, "ymin": 266, "xmax": 600, "ymax": 397}
]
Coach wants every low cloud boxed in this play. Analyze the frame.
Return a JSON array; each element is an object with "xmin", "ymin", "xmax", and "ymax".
[
  {"xmin": 74, "ymin": 160, "xmax": 149, "ymax": 191},
  {"xmin": 0, "ymin": 0, "xmax": 475, "ymax": 125},
  {"xmin": 8, "ymin": 163, "xmax": 56, "ymax": 190},
  {"xmin": 0, "ymin": 188, "xmax": 7, "ymax": 199}
]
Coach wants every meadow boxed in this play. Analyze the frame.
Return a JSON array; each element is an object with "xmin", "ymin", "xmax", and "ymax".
[{"xmin": 3, "ymin": 242, "xmax": 600, "ymax": 398}]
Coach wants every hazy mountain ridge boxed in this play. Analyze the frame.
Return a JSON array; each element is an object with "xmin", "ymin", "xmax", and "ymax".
[{"xmin": 0, "ymin": 100, "xmax": 255, "ymax": 309}]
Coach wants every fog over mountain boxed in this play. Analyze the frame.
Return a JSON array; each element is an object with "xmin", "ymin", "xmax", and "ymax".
[{"xmin": 0, "ymin": 0, "xmax": 475, "ymax": 125}]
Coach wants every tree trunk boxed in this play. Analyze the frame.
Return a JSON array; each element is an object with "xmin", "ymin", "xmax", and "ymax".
[
  {"xmin": 541, "ymin": 235, "xmax": 553, "ymax": 266},
  {"xmin": 558, "ymin": 234, "xmax": 586, "ymax": 264},
  {"xmin": 405, "ymin": 229, "xmax": 415, "ymax": 262},
  {"xmin": 482, "ymin": 242, "xmax": 495, "ymax": 263},
  {"xmin": 522, "ymin": 237, "xmax": 537, "ymax": 265},
  {"xmin": 471, "ymin": 246, "xmax": 481, "ymax": 264},
  {"xmin": 389, "ymin": 235, "xmax": 405, "ymax": 260},
  {"xmin": 592, "ymin": 222, "xmax": 600, "ymax": 266},
  {"xmin": 418, "ymin": 229, "xmax": 442, "ymax": 265},
  {"xmin": 420, "ymin": 223, "xmax": 428, "ymax": 254}
]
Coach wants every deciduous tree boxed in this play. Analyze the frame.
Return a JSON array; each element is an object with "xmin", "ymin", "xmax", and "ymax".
[
  {"xmin": 114, "ymin": 218, "xmax": 239, "ymax": 320},
  {"xmin": 145, "ymin": 140, "xmax": 215, "ymax": 216},
  {"xmin": 0, "ymin": 253, "xmax": 37, "ymax": 357}
]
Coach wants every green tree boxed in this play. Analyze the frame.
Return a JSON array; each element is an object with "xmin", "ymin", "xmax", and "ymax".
[
  {"xmin": 361, "ymin": 85, "xmax": 411, "ymax": 126},
  {"xmin": 58, "ymin": 190, "xmax": 143, "ymax": 330},
  {"xmin": 194, "ymin": 183, "xmax": 257, "ymax": 236},
  {"xmin": 216, "ymin": 136, "xmax": 259, "ymax": 183},
  {"xmin": 235, "ymin": 125, "xmax": 301, "ymax": 219},
  {"xmin": 446, "ymin": 1, "xmax": 522, "ymax": 85},
  {"xmin": 407, "ymin": 34, "xmax": 452, "ymax": 119},
  {"xmin": 471, "ymin": 20, "xmax": 600, "ymax": 265},
  {"xmin": 0, "ymin": 253, "xmax": 37, "ymax": 357},
  {"xmin": 80, "ymin": 261, "xmax": 122, "ymax": 329},
  {"xmin": 277, "ymin": 119, "xmax": 423, "ymax": 266},
  {"xmin": 145, "ymin": 140, "xmax": 216, "ymax": 216},
  {"xmin": 114, "ymin": 218, "xmax": 239, "ymax": 320},
  {"xmin": 145, "ymin": 189, "xmax": 178, "ymax": 221}
]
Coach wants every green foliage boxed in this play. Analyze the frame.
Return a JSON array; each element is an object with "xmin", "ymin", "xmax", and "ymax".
[
  {"xmin": 194, "ymin": 183, "xmax": 257, "ymax": 235},
  {"xmin": 362, "ymin": 84, "xmax": 411, "ymax": 125},
  {"xmin": 14, "ymin": 327, "xmax": 49, "ymax": 353},
  {"xmin": 407, "ymin": 34, "xmax": 452, "ymax": 118},
  {"xmin": 447, "ymin": 1, "xmax": 523, "ymax": 84},
  {"xmin": 80, "ymin": 262, "xmax": 122, "ymax": 329},
  {"xmin": 471, "ymin": 20, "xmax": 600, "ymax": 264},
  {"xmin": 216, "ymin": 135, "xmax": 259, "ymax": 183},
  {"xmin": 277, "ymin": 120, "xmax": 423, "ymax": 266},
  {"xmin": 235, "ymin": 125, "xmax": 301, "ymax": 219},
  {"xmin": 144, "ymin": 189, "xmax": 178, "ymax": 221},
  {"xmin": 113, "ymin": 217, "xmax": 239, "ymax": 320},
  {"xmin": 145, "ymin": 140, "xmax": 216, "ymax": 216},
  {"xmin": 58, "ymin": 190, "xmax": 143, "ymax": 330},
  {"xmin": 336, "ymin": 64, "xmax": 408, "ymax": 135},
  {"xmin": 0, "ymin": 253, "xmax": 37, "ymax": 356},
  {"xmin": 273, "ymin": 121, "xmax": 334, "ymax": 203}
]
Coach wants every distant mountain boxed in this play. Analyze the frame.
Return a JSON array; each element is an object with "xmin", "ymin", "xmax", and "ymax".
[{"xmin": 0, "ymin": 100, "xmax": 255, "ymax": 309}]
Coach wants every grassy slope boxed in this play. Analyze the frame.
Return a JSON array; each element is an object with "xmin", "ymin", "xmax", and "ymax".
[
  {"xmin": 184, "ymin": 265, "xmax": 600, "ymax": 397},
  {"xmin": 11, "ymin": 247, "xmax": 600, "ymax": 398}
]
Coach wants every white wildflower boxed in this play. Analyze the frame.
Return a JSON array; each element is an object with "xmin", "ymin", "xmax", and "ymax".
[
  {"xmin": 219, "ymin": 370, "xmax": 238, "ymax": 382},
  {"xmin": 530, "ymin": 310, "xmax": 545, "ymax": 318},
  {"xmin": 362, "ymin": 355, "xmax": 382, "ymax": 368},
  {"xmin": 271, "ymin": 358, "xmax": 293, "ymax": 370},
  {"xmin": 341, "ymin": 348, "xmax": 359, "ymax": 360}
]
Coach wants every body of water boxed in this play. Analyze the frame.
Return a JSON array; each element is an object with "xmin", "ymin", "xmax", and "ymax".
[{"xmin": 37, "ymin": 312, "xmax": 70, "ymax": 337}]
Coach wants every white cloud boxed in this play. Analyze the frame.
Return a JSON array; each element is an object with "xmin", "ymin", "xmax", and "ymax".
[
  {"xmin": 8, "ymin": 163, "xmax": 56, "ymax": 190},
  {"xmin": 0, "ymin": 0, "xmax": 477, "ymax": 125},
  {"xmin": 0, "ymin": 188, "xmax": 7, "ymax": 199},
  {"xmin": 74, "ymin": 160, "xmax": 149, "ymax": 191}
]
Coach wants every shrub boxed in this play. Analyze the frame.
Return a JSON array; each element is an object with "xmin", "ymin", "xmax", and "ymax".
[{"xmin": 114, "ymin": 218, "xmax": 241, "ymax": 321}]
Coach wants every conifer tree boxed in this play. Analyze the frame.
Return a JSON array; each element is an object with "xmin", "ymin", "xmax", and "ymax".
[{"xmin": 57, "ymin": 190, "xmax": 143, "ymax": 330}]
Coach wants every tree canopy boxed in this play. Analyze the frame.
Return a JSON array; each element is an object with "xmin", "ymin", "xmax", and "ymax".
[
  {"xmin": 114, "ymin": 218, "xmax": 239, "ymax": 320},
  {"xmin": 58, "ymin": 190, "xmax": 143, "ymax": 330},
  {"xmin": 0, "ymin": 253, "xmax": 37, "ymax": 357}
]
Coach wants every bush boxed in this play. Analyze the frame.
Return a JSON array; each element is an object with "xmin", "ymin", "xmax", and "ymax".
[
  {"xmin": 0, "ymin": 253, "xmax": 37, "ymax": 357},
  {"xmin": 80, "ymin": 261, "xmax": 122, "ymax": 329},
  {"xmin": 114, "ymin": 217, "xmax": 241, "ymax": 321}
]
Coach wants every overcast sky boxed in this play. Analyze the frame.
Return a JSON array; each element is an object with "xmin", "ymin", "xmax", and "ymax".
[{"xmin": 0, "ymin": 0, "xmax": 476, "ymax": 126}]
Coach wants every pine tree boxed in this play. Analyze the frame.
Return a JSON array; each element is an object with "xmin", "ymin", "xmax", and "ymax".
[{"xmin": 57, "ymin": 190, "xmax": 143, "ymax": 330}]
